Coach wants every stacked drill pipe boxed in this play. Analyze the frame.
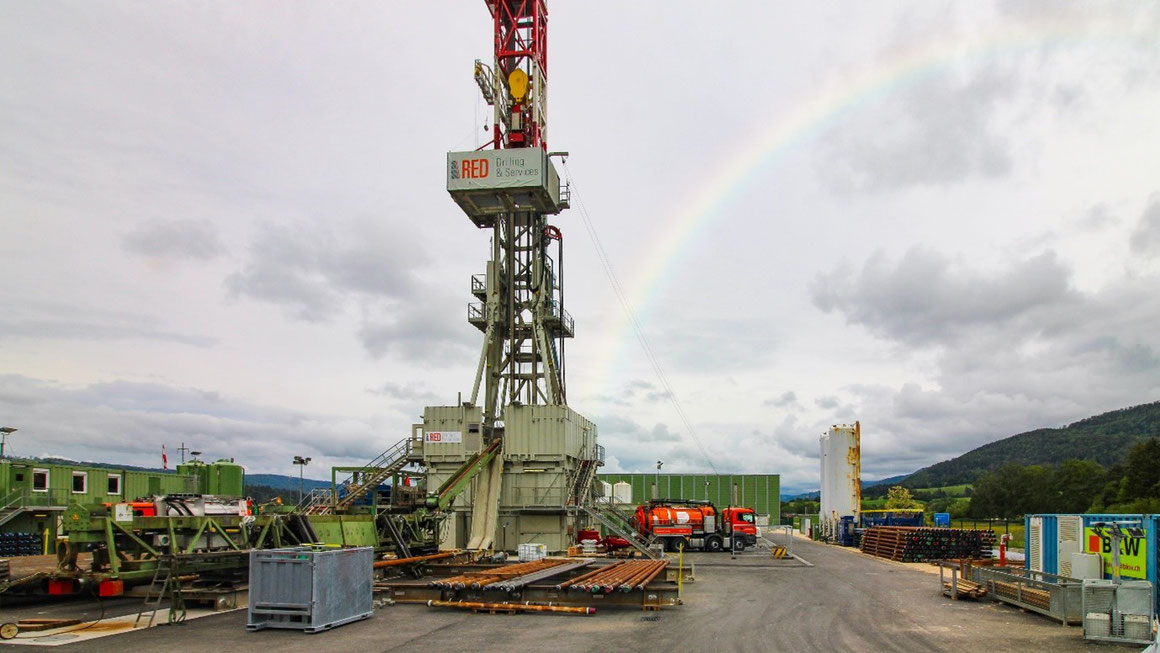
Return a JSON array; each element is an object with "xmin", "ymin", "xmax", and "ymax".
[
  {"xmin": 428, "ymin": 558, "xmax": 569, "ymax": 591},
  {"xmin": 859, "ymin": 526, "xmax": 997, "ymax": 563},
  {"xmin": 556, "ymin": 559, "xmax": 669, "ymax": 594},
  {"xmin": 427, "ymin": 600, "xmax": 595, "ymax": 616},
  {"xmin": 488, "ymin": 559, "xmax": 593, "ymax": 592}
]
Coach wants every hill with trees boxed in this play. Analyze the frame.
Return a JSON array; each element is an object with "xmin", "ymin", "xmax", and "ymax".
[{"xmin": 900, "ymin": 401, "xmax": 1160, "ymax": 488}]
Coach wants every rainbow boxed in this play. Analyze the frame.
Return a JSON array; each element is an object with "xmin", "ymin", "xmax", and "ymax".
[{"xmin": 588, "ymin": 15, "xmax": 1150, "ymax": 394}]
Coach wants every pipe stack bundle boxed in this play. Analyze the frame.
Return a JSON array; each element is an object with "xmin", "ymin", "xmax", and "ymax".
[
  {"xmin": 428, "ymin": 558, "xmax": 571, "ymax": 590},
  {"xmin": 860, "ymin": 526, "xmax": 996, "ymax": 562},
  {"xmin": 553, "ymin": 559, "xmax": 669, "ymax": 594}
]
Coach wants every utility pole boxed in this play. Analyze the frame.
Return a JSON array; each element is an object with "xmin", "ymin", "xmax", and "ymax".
[
  {"xmin": 177, "ymin": 442, "xmax": 190, "ymax": 464},
  {"xmin": 293, "ymin": 456, "xmax": 311, "ymax": 505},
  {"xmin": 0, "ymin": 427, "xmax": 15, "ymax": 459}
]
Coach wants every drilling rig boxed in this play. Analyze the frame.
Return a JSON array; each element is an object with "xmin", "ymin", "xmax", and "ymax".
[{"xmin": 414, "ymin": 0, "xmax": 603, "ymax": 552}]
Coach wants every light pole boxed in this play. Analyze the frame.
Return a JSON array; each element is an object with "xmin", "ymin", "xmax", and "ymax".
[
  {"xmin": 0, "ymin": 427, "xmax": 16, "ymax": 459},
  {"xmin": 655, "ymin": 460, "xmax": 663, "ymax": 500},
  {"xmin": 293, "ymin": 456, "xmax": 311, "ymax": 504}
]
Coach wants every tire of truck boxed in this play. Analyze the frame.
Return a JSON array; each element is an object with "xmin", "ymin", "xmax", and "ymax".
[
  {"xmin": 705, "ymin": 535, "xmax": 723, "ymax": 552},
  {"xmin": 733, "ymin": 538, "xmax": 746, "ymax": 552},
  {"xmin": 665, "ymin": 537, "xmax": 689, "ymax": 552}
]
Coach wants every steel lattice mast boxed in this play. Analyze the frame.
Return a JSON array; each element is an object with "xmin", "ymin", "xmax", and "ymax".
[{"xmin": 453, "ymin": 0, "xmax": 571, "ymax": 436}]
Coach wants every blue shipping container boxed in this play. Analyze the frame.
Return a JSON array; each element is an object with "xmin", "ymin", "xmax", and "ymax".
[{"xmin": 1025, "ymin": 513, "xmax": 1159, "ymax": 604}]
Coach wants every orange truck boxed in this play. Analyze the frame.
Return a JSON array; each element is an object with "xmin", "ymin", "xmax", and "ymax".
[{"xmin": 633, "ymin": 499, "xmax": 759, "ymax": 552}]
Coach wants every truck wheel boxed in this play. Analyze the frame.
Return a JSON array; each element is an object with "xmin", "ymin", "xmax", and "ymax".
[
  {"xmin": 733, "ymin": 539, "xmax": 746, "ymax": 552},
  {"xmin": 705, "ymin": 536, "xmax": 723, "ymax": 552}
]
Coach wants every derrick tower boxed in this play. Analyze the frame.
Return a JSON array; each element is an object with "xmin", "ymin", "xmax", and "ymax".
[
  {"xmin": 454, "ymin": 0, "xmax": 571, "ymax": 427},
  {"xmin": 413, "ymin": 0, "xmax": 602, "ymax": 553}
]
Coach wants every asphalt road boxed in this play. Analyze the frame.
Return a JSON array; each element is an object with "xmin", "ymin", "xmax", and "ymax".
[{"xmin": 0, "ymin": 536, "xmax": 1106, "ymax": 652}]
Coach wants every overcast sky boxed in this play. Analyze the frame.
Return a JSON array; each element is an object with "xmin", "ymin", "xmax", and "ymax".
[{"xmin": 2, "ymin": 2, "xmax": 1159, "ymax": 494}]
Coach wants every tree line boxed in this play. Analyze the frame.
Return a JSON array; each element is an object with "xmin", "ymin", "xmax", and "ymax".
[{"xmin": 967, "ymin": 437, "xmax": 1160, "ymax": 519}]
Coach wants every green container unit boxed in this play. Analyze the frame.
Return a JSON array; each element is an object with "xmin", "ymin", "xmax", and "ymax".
[
  {"xmin": 176, "ymin": 459, "xmax": 245, "ymax": 496},
  {"xmin": 596, "ymin": 473, "xmax": 780, "ymax": 523},
  {"xmin": 1, "ymin": 460, "xmax": 193, "ymax": 506},
  {"xmin": 0, "ymin": 459, "xmax": 201, "ymax": 547}
]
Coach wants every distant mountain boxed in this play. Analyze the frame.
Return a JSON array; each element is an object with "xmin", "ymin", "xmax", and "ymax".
[
  {"xmin": 902, "ymin": 401, "xmax": 1160, "ymax": 488},
  {"xmin": 781, "ymin": 474, "xmax": 911, "ymax": 501},
  {"xmin": 863, "ymin": 474, "xmax": 908, "ymax": 489}
]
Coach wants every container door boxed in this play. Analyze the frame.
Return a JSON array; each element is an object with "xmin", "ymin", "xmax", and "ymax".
[
  {"xmin": 1029, "ymin": 516, "xmax": 1043, "ymax": 572},
  {"xmin": 1057, "ymin": 515, "xmax": 1081, "ymax": 577}
]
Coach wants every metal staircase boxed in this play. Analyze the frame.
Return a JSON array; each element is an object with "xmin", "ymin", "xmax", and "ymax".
[
  {"xmin": 0, "ymin": 489, "xmax": 26, "ymax": 528},
  {"xmin": 565, "ymin": 444, "xmax": 604, "ymax": 507},
  {"xmin": 578, "ymin": 501, "xmax": 661, "ymax": 560},
  {"xmin": 301, "ymin": 438, "xmax": 412, "ymax": 515}
]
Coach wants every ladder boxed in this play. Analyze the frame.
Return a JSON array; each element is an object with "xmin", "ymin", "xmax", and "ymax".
[{"xmin": 134, "ymin": 556, "xmax": 186, "ymax": 628}]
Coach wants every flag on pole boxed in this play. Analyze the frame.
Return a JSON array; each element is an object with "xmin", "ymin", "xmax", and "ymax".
[{"xmin": 162, "ymin": 445, "xmax": 168, "ymax": 470}]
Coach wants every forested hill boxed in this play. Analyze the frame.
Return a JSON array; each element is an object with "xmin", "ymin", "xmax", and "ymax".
[{"xmin": 902, "ymin": 401, "xmax": 1160, "ymax": 488}]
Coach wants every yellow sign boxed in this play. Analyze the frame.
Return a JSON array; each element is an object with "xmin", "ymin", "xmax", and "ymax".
[{"xmin": 1084, "ymin": 527, "xmax": 1147, "ymax": 579}]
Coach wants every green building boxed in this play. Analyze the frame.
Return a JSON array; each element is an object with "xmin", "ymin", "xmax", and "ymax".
[
  {"xmin": 0, "ymin": 458, "xmax": 245, "ymax": 549},
  {"xmin": 597, "ymin": 473, "xmax": 780, "ymax": 523}
]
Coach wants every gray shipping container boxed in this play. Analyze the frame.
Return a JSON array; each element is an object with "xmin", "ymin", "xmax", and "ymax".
[{"xmin": 247, "ymin": 546, "xmax": 373, "ymax": 633}]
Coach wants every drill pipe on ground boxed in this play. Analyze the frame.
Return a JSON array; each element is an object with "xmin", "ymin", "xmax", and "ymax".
[
  {"xmin": 488, "ymin": 559, "xmax": 593, "ymax": 592},
  {"xmin": 374, "ymin": 551, "xmax": 458, "ymax": 568},
  {"xmin": 612, "ymin": 556, "xmax": 668, "ymax": 593},
  {"xmin": 427, "ymin": 600, "xmax": 595, "ymax": 616},
  {"xmin": 567, "ymin": 560, "xmax": 658, "ymax": 593},
  {"xmin": 610, "ymin": 560, "xmax": 659, "ymax": 592},
  {"xmin": 554, "ymin": 561, "xmax": 626, "ymax": 591},
  {"xmin": 629, "ymin": 559, "xmax": 670, "ymax": 591},
  {"xmin": 428, "ymin": 558, "xmax": 569, "ymax": 590}
]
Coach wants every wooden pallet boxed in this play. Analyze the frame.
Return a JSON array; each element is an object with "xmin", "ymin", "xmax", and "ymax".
[{"xmin": 943, "ymin": 579, "xmax": 987, "ymax": 600}]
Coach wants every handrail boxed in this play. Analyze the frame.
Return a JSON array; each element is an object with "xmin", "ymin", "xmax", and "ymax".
[
  {"xmin": 578, "ymin": 503, "xmax": 659, "ymax": 559},
  {"xmin": 0, "ymin": 487, "xmax": 27, "ymax": 513},
  {"xmin": 333, "ymin": 438, "xmax": 412, "ymax": 511}
]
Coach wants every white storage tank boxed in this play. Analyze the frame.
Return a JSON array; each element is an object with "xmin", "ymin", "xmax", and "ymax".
[
  {"xmin": 819, "ymin": 422, "xmax": 861, "ymax": 537},
  {"xmin": 596, "ymin": 480, "xmax": 613, "ymax": 503},
  {"xmin": 613, "ymin": 481, "xmax": 633, "ymax": 505}
]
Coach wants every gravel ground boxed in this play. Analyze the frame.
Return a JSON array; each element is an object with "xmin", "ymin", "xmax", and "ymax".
[{"xmin": 0, "ymin": 535, "xmax": 1109, "ymax": 652}]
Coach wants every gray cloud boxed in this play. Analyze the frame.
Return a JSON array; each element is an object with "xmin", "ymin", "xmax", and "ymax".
[
  {"xmin": 226, "ymin": 219, "xmax": 427, "ymax": 322},
  {"xmin": 122, "ymin": 218, "xmax": 224, "ymax": 260},
  {"xmin": 0, "ymin": 298, "xmax": 214, "ymax": 347},
  {"xmin": 367, "ymin": 381, "xmax": 440, "ymax": 403},
  {"xmin": 226, "ymin": 218, "xmax": 475, "ymax": 362},
  {"xmin": 811, "ymin": 247, "xmax": 1077, "ymax": 346},
  {"xmin": 764, "ymin": 391, "xmax": 797, "ymax": 408},
  {"xmin": 819, "ymin": 63, "xmax": 1017, "ymax": 193},
  {"xmin": 1130, "ymin": 195, "xmax": 1160, "ymax": 258},
  {"xmin": 358, "ymin": 296, "xmax": 475, "ymax": 362},
  {"xmin": 1078, "ymin": 204, "xmax": 1119, "ymax": 231},
  {"xmin": 0, "ymin": 375, "xmax": 397, "ymax": 475},
  {"xmin": 805, "ymin": 245, "xmax": 1160, "ymax": 482},
  {"xmin": 814, "ymin": 396, "xmax": 840, "ymax": 410}
]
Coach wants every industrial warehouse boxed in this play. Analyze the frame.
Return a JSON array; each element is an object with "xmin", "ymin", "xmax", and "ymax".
[{"xmin": 3, "ymin": 2, "xmax": 1160, "ymax": 653}]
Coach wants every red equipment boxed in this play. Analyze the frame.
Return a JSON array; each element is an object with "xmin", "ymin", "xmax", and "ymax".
[
  {"xmin": 633, "ymin": 499, "xmax": 759, "ymax": 552},
  {"xmin": 484, "ymin": 0, "xmax": 549, "ymax": 150}
]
